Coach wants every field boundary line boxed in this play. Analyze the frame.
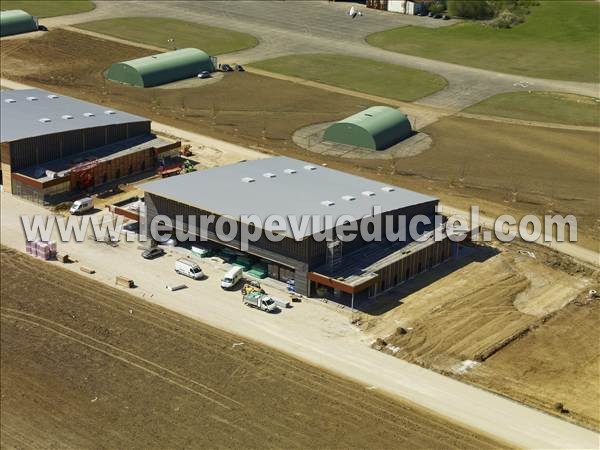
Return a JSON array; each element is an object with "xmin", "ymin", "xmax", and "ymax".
[
  {"xmin": 0, "ymin": 307, "xmax": 240, "ymax": 409},
  {"xmin": 63, "ymin": 26, "xmax": 168, "ymax": 52}
]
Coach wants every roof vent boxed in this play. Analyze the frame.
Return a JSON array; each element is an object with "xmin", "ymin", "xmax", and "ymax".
[
  {"xmin": 283, "ymin": 169, "xmax": 297, "ymax": 174},
  {"xmin": 381, "ymin": 186, "xmax": 395, "ymax": 193},
  {"xmin": 304, "ymin": 165, "xmax": 317, "ymax": 171},
  {"xmin": 263, "ymin": 172, "xmax": 276, "ymax": 179},
  {"xmin": 241, "ymin": 177, "xmax": 255, "ymax": 183},
  {"xmin": 39, "ymin": 118, "xmax": 51, "ymax": 123},
  {"xmin": 47, "ymin": 94, "xmax": 59, "ymax": 99},
  {"xmin": 362, "ymin": 191, "xmax": 376, "ymax": 197},
  {"xmin": 4, "ymin": 98, "xmax": 16, "ymax": 104},
  {"xmin": 61, "ymin": 115, "xmax": 73, "ymax": 120},
  {"xmin": 320, "ymin": 200, "xmax": 335, "ymax": 207},
  {"xmin": 26, "ymin": 96, "xmax": 38, "ymax": 101},
  {"xmin": 341, "ymin": 195, "xmax": 356, "ymax": 201},
  {"xmin": 104, "ymin": 110, "xmax": 116, "ymax": 115},
  {"xmin": 83, "ymin": 112, "xmax": 95, "ymax": 117}
]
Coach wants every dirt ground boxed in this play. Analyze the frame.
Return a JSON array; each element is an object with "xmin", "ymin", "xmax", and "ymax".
[
  {"xmin": 361, "ymin": 242, "xmax": 600, "ymax": 430},
  {"xmin": 1, "ymin": 30, "xmax": 598, "ymax": 249},
  {"xmin": 0, "ymin": 247, "xmax": 505, "ymax": 449}
]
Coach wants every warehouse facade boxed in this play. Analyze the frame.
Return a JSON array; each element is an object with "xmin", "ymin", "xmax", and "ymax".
[
  {"xmin": 141, "ymin": 157, "xmax": 458, "ymax": 298},
  {"xmin": 1, "ymin": 89, "xmax": 179, "ymax": 204},
  {"xmin": 0, "ymin": 10, "xmax": 38, "ymax": 37},
  {"xmin": 106, "ymin": 48, "xmax": 214, "ymax": 87},
  {"xmin": 323, "ymin": 106, "xmax": 413, "ymax": 150}
]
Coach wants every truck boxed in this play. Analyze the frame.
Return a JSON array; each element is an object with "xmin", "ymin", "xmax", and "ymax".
[{"xmin": 242, "ymin": 292, "xmax": 278, "ymax": 313}]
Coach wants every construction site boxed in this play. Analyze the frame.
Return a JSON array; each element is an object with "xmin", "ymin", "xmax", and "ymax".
[{"xmin": 0, "ymin": 1, "xmax": 598, "ymax": 449}]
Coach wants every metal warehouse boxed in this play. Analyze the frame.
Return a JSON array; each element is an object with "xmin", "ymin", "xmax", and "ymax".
[
  {"xmin": 0, "ymin": 89, "xmax": 179, "ymax": 204},
  {"xmin": 106, "ymin": 48, "xmax": 214, "ymax": 87},
  {"xmin": 0, "ymin": 9, "xmax": 38, "ymax": 37},
  {"xmin": 141, "ymin": 157, "xmax": 458, "ymax": 299},
  {"xmin": 323, "ymin": 106, "xmax": 413, "ymax": 150}
]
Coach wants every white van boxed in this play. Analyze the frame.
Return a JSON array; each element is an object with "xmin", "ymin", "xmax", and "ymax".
[
  {"xmin": 69, "ymin": 197, "xmax": 93, "ymax": 215},
  {"xmin": 175, "ymin": 258, "xmax": 203, "ymax": 280},
  {"xmin": 221, "ymin": 266, "xmax": 243, "ymax": 289}
]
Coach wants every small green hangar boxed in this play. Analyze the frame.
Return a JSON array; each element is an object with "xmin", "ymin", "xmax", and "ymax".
[
  {"xmin": 0, "ymin": 10, "xmax": 38, "ymax": 37},
  {"xmin": 106, "ymin": 48, "xmax": 214, "ymax": 88},
  {"xmin": 323, "ymin": 106, "xmax": 412, "ymax": 150}
]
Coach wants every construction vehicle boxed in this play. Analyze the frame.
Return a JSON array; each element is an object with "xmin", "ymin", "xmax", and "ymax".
[
  {"xmin": 242, "ymin": 292, "xmax": 278, "ymax": 313},
  {"xmin": 241, "ymin": 281, "xmax": 265, "ymax": 296}
]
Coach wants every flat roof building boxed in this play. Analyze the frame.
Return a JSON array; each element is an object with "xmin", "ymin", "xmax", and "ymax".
[
  {"xmin": 106, "ymin": 48, "xmax": 214, "ymax": 88},
  {"xmin": 323, "ymin": 106, "xmax": 412, "ymax": 150},
  {"xmin": 1, "ymin": 89, "xmax": 179, "ymax": 203},
  {"xmin": 141, "ymin": 157, "xmax": 457, "ymax": 299}
]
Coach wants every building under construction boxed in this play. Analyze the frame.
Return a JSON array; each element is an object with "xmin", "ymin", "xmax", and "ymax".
[
  {"xmin": 141, "ymin": 157, "xmax": 459, "ymax": 300},
  {"xmin": 0, "ymin": 89, "xmax": 179, "ymax": 204}
]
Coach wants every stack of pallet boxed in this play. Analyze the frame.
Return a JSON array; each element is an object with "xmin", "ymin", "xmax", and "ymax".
[{"xmin": 25, "ymin": 240, "xmax": 57, "ymax": 260}]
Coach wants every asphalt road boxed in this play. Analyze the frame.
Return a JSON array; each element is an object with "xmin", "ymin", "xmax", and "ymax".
[{"xmin": 41, "ymin": 0, "xmax": 599, "ymax": 110}]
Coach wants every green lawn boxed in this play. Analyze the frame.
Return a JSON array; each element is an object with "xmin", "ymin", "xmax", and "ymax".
[
  {"xmin": 75, "ymin": 17, "xmax": 258, "ymax": 56},
  {"xmin": 249, "ymin": 54, "xmax": 447, "ymax": 102},
  {"xmin": 367, "ymin": 1, "xmax": 599, "ymax": 82},
  {"xmin": 0, "ymin": 0, "xmax": 95, "ymax": 17},
  {"xmin": 465, "ymin": 92, "xmax": 600, "ymax": 127}
]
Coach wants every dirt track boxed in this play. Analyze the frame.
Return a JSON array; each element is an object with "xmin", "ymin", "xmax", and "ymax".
[{"xmin": 0, "ymin": 247, "xmax": 505, "ymax": 449}]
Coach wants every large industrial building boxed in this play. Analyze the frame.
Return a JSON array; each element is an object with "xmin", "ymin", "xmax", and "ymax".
[
  {"xmin": 323, "ymin": 106, "xmax": 413, "ymax": 150},
  {"xmin": 1, "ymin": 89, "xmax": 179, "ymax": 204},
  {"xmin": 141, "ymin": 157, "xmax": 457, "ymax": 299},
  {"xmin": 0, "ymin": 9, "xmax": 38, "ymax": 37},
  {"xmin": 106, "ymin": 48, "xmax": 214, "ymax": 87}
]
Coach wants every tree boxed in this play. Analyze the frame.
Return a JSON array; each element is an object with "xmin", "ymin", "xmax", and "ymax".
[{"xmin": 447, "ymin": 1, "xmax": 494, "ymax": 19}]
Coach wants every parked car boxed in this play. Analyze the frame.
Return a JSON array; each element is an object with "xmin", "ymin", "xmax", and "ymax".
[
  {"xmin": 197, "ymin": 71, "xmax": 211, "ymax": 79},
  {"xmin": 434, "ymin": 14, "xmax": 443, "ymax": 19},
  {"xmin": 443, "ymin": 14, "xmax": 451, "ymax": 20},
  {"xmin": 417, "ymin": 11, "xmax": 428, "ymax": 16},
  {"xmin": 428, "ymin": 11, "xmax": 434, "ymax": 17},
  {"xmin": 221, "ymin": 64, "xmax": 233, "ymax": 72},
  {"xmin": 221, "ymin": 266, "xmax": 243, "ymax": 290},
  {"xmin": 69, "ymin": 197, "xmax": 93, "ymax": 215},
  {"xmin": 142, "ymin": 247, "xmax": 165, "ymax": 260},
  {"xmin": 235, "ymin": 64, "xmax": 245, "ymax": 72},
  {"xmin": 175, "ymin": 258, "xmax": 204, "ymax": 280}
]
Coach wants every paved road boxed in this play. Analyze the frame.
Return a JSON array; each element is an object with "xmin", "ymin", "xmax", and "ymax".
[
  {"xmin": 1, "ymin": 192, "xmax": 599, "ymax": 449},
  {"xmin": 41, "ymin": 0, "xmax": 599, "ymax": 110}
]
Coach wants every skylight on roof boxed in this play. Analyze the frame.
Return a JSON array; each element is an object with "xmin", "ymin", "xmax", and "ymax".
[
  {"xmin": 320, "ymin": 200, "xmax": 335, "ymax": 207},
  {"xmin": 47, "ymin": 94, "xmax": 59, "ymax": 99},
  {"xmin": 304, "ymin": 165, "xmax": 317, "ymax": 171},
  {"xmin": 83, "ymin": 112, "xmax": 95, "ymax": 117},
  {"xmin": 284, "ymin": 169, "xmax": 297, "ymax": 174},
  {"xmin": 61, "ymin": 115, "xmax": 74, "ymax": 120},
  {"xmin": 104, "ymin": 110, "xmax": 116, "ymax": 115},
  {"xmin": 39, "ymin": 118, "xmax": 51, "ymax": 123},
  {"xmin": 362, "ymin": 191, "xmax": 375, "ymax": 197},
  {"xmin": 341, "ymin": 195, "xmax": 356, "ymax": 201},
  {"xmin": 26, "ymin": 96, "xmax": 38, "ymax": 101},
  {"xmin": 241, "ymin": 177, "xmax": 255, "ymax": 183},
  {"xmin": 4, "ymin": 99, "xmax": 16, "ymax": 104},
  {"xmin": 381, "ymin": 187, "xmax": 395, "ymax": 193},
  {"xmin": 263, "ymin": 172, "xmax": 276, "ymax": 179}
]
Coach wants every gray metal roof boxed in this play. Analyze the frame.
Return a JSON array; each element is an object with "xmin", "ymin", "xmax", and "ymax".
[
  {"xmin": 140, "ymin": 157, "xmax": 437, "ymax": 238},
  {"xmin": 1, "ymin": 88, "xmax": 149, "ymax": 142}
]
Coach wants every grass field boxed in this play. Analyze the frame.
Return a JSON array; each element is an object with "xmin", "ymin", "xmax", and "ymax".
[
  {"xmin": 0, "ymin": 0, "xmax": 94, "ymax": 17},
  {"xmin": 250, "ymin": 54, "xmax": 447, "ymax": 102},
  {"xmin": 367, "ymin": 1, "xmax": 599, "ymax": 82},
  {"xmin": 465, "ymin": 92, "xmax": 600, "ymax": 127},
  {"xmin": 0, "ymin": 247, "xmax": 504, "ymax": 449},
  {"xmin": 75, "ymin": 17, "xmax": 258, "ymax": 56}
]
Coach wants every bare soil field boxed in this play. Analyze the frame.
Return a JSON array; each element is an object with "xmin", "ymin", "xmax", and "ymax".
[
  {"xmin": 2, "ymin": 30, "xmax": 598, "ymax": 249},
  {"xmin": 361, "ymin": 242, "xmax": 600, "ymax": 430},
  {"xmin": 0, "ymin": 246, "xmax": 505, "ymax": 449}
]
